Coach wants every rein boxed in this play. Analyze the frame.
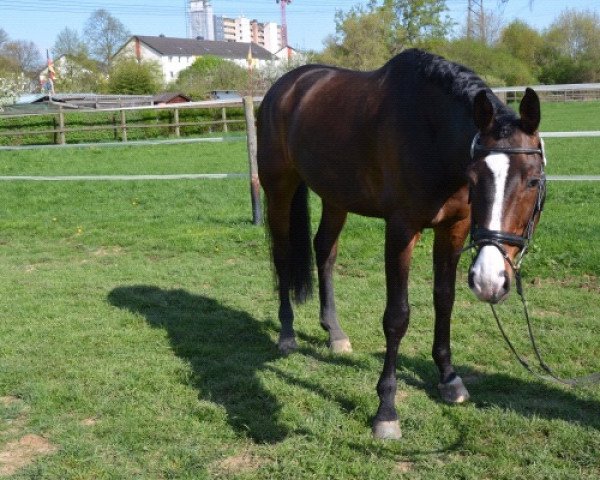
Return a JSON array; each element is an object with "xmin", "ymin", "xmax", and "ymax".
[{"xmin": 462, "ymin": 134, "xmax": 600, "ymax": 386}]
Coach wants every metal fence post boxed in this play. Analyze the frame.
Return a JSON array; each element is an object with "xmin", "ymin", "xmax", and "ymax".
[{"xmin": 243, "ymin": 96, "xmax": 262, "ymax": 225}]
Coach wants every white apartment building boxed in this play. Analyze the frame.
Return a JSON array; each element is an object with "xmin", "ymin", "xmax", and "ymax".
[{"xmin": 113, "ymin": 35, "xmax": 276, "ymax": 83}]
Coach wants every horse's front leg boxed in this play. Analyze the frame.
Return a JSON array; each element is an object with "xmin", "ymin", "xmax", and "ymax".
[
  {"xmin": 433, "ymin": 219, "xmax": 470, "ymax": 403},
  {"xmin": 372, "ymin": 220, "xmax": 420, "ymax": 440}
]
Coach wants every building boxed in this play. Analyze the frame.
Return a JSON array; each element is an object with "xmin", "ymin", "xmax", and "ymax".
[
  {"xmin": 186, "ymin": 1, "xmax": 283, "ymax": 54},
  {"xmin": 251, "ymin": 20, "xmax": 282, "ymax": 54},
  {"xmin": 113, "ymin": 35, "xmax": 276, "ymax": 83},
  {"xmin": 190, "ymin": 0, "xmax": 215, "ymax": 40},
  {"xmin": 218, "ymin": 17, "xmax": 281, "ymax": 54}
]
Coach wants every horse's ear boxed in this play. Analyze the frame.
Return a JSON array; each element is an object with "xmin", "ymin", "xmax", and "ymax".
[
  {"xmin": 473, "ymin": 90, "xmax": 494, "ymax": 133},
  {"xmin": 520, "ymin": 87, "xmax": 541, "ymax": 134}
]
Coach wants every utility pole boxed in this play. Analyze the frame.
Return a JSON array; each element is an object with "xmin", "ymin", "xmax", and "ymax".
[
  {"xmin": 276, "ymin": 0, "xmax": 292, "ymax": 49},
  {"xmin": 466, "ymin": 0, "xmax": 485, "ymax": 42}
]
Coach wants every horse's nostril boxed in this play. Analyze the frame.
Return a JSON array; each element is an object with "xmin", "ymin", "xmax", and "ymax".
[
  {"xmin": 502, "ymin": 271, "xmax": 510, "ymax": 292},
  {"xmin": 468, "ymin": 270, "xmax": 475, "ymax": 289}
]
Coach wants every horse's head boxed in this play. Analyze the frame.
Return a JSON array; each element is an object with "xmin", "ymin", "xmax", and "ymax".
[{"xmin": 466, "ymin": 88, "xmax": 546, "ymax": 304}]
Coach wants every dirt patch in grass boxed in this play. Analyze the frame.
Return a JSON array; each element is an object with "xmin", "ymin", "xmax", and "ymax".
[
  {"xmin": 92, "ymin": 246, "xmax": 123, "ymax": 257},
  {"xmin": 395, "ymin": 460, "xmax": 415, "ymax": 473},
  {"xmin": 0, "ymin": 398, "xmax": 20, "ymax": 408},
  {"xmin": 80, "ymin": 418, "xmax": 98, "ymax": 427},
  {"xmin": 532, "ymin": 275, "xmax": 599, "ymax": 293},
  {"xmin": 0, "ymin": 434, "xmax": 56, "ymax": 476},
  {"xmin": 209, "ymin": 452, "xmax": 266, "ymax": 477}
]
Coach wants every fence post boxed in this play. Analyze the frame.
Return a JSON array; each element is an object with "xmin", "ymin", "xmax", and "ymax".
[
  {"xmin": 173, "ymin": 108, "xmax": 180, "ymax": 137},
  {"xmin": 53, "ymin": 116, "xmax": 58, "ymax": 145},
  {"xmin": 243, "ymin": 96, "xmax": 262, "ymax": 225},
  {"xmin": 221, "ymin": 107, "xmax": 228, "ymax": 133},
  {"xmin": 120, "ymin": 107, "xmax": 127, "ymax": 142},
  {"xmin": 112, "ymin": 114, "xmax": 118, "ymax": 141},
  {"xmin": 58, "ymin": 107, "xmax": 66, "ymax": 145}
]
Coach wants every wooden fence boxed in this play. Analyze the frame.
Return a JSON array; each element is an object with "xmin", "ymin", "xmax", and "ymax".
[{"xmin": 0, "ymin": 98, "xmax": 262, "ymax": 146}]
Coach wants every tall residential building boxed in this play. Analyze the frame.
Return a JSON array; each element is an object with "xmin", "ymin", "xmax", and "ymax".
[
  {"xmin": 249, "ymin": 19, "xmax": 282, "ymax": 54},
  {"xmin": 190, "ymin": 0, "xmax": 215, "ymax": 40},
  {"xmin": 262, "ymin": 22, "xmax": 282, "ymax": 54},
  {"xmin": 187, "ymin": 2, "xmax": 283, "ymax": 54}
]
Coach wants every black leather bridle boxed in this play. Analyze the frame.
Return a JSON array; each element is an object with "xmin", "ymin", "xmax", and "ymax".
[
  {"xmin": 463, "ymin": 132, "xmax": 547, "ymax": 270},
  {"xmin": 461, "ymin": 133, "xmax": 600, "ymax": 385}
]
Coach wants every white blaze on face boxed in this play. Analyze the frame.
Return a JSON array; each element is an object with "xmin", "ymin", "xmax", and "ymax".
[{"xmin": 470, "ymin": 153, "xmax": 510, "ymax": 302}]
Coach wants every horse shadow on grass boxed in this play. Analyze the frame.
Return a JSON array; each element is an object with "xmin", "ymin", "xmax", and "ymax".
[
  {"xmin": 390, "ymin": 353, "xmax": 600, "ymax": 432},
  {"xmin": 107, "ymin": 285, "xmax": 599, "ymax": 444},
  {"xmin": 107, "ymin": 285, "xmax": 288, "ymax": 443},
  {"xmin": 107, "ymin": 285, "xmax": 366, "ymax": 444}
]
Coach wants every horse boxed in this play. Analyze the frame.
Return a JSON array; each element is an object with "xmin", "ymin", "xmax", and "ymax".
[{"xmin": 256, "ymin": 48, "xmax": 546, "ymax": 440}]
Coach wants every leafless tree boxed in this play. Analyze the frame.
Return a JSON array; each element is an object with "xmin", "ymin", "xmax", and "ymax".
[
  {"xmin": 84, "ymin": 9, "xmax": 130, "ymax": 71},
  {"xmin": 0, "ymin": 28, "xmax": 8, "ymax": 47},
  {"xmin": 53, "ymin": 27, "xmax": 89, "ymax": 59},
  {"xmin": 1, "ymin": 40, "xmax": 42, "ymax": 74}
]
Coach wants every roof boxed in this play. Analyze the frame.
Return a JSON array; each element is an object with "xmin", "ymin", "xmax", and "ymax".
[
  {"xmin": 131, "ymin": 35, "xmax": 275, "ymax": 61},
  {"xmin": 152, "ymin": 92, "xmax": 192, "ymax": 103}
]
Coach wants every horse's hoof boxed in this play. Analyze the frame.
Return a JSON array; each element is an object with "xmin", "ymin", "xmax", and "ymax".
[
  {"xmin": 438, "ymin": 376, "xmax": 470, "ymax": 404},
  {"xmin": 372, "ymin": 420, "xmax": 402, "ymax": 440},
  {"xmin": 330, "ymin": 338, "xmax": 352, "ymax": 354},
  {"xmin": 278, "ymin": 336, "xmax": 298, "ymax": 355}
]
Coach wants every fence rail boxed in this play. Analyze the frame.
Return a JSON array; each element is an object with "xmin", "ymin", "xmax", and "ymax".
[
  {"xmin": 0, "ymin": 98, "xmax": 262, "ymax": 146},
  {"xmin": 1, "ymin": 85, "xmax": 600, "ymax": 147},
  {"xmin": 492, "ymin": 83, "xmax": 600, "ymax": 103}
]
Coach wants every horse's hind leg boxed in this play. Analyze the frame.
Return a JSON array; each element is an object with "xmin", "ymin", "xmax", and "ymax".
[
  {"xmin": 432, "ymin": 220, "xmax": 470, "ymax": 403},
  {"xmin": 263, "ymin": 173, "xmax": 311, "ymax": 354},
  {"xmin": 314, "ymin": 202, "xmax": 351, "ymax": 353}
]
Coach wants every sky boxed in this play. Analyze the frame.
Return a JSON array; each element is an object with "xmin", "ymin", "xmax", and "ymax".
[{"xmin": 1, "ymin": 0, "xmax": 599, "ymax": 57}]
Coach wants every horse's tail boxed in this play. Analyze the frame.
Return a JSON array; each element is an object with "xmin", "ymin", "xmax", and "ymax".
[{"xmin": 288, "ymin": 182, "xmax": 314, "ymax": 304}]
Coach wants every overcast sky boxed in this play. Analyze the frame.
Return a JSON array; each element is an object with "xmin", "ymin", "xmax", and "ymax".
[{"xmin": 1, "ymin": 0, "xmax": 599, "ymax": 56}]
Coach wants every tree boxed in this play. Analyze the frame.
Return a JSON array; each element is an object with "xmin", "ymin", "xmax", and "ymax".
[
  {"xmin": 53, "ymin": 27, "xmax": 88, "ymax": 58},
  {"xmin": 545, "ymin": 9, "xmax": 600, "ymax": 59},
  {"xmin": 1, "ymin": 40, "xmax": 42, "ymax": 75},
  {"xmin": 499, "ymin": 20, "xmax": 544, "ymax": 66},
  {"xmin": 540, "ymin": 9, "xmax": 600, "ymax": 83},
  {"xmin": 382, "ymin": 0, "xmax": 454, "ymax": 52},
  {"xmin": 315, "ymin": 0, "xmax": 452, "ymax": 70},
  {"xmin": 108, "ymin": 58, "xmax": 162, "ymax": 94},
  {"xmin": 84, "ymin": 9, "xmax": 130, "ymax": 71},
  {"xmin": 438, "ymin": 38, "xmax": 536, "ymax": 86},
  {"xmin": 175, "ymin": 56, "xmax": 247, "ymax": 99},
  {"xmin": 0, "ymin": 28, "xmax": 8, "ymax": 48},
  {"xmin": 317, "ymin": 5, "xmax": 394, "ymax": 70},
  {"xmin": 463, "ymin": 7, "xmax": 504, "ymax": 45},
  {"xmin": 53, "ymin": 56, "xmax": 106, "ymax": 93}
]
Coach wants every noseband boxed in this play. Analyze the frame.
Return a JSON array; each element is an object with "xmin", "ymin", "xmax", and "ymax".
[{"xmin": 464, "ymin": 132, "xmax": 547, "ymax": 271}]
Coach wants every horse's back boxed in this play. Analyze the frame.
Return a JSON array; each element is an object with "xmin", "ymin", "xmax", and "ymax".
[{"xmin": 257, "ymin": 50, "xmax": 483, "ymax": 219}]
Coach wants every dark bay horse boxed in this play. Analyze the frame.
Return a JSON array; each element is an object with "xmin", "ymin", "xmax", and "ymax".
[{"xmin": 257, "ymin": 49, "xmax": 546, "ymax": 439}]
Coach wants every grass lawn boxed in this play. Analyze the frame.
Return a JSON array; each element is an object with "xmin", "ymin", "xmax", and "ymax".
[{"xmin": 0, "ymin": 131, "xmax": 599, "ymax": 478}]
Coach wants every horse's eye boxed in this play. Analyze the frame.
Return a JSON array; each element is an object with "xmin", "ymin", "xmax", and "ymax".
[{"xmin": 527, "ymin": 178, "xmax": 540, "ymax": 188}]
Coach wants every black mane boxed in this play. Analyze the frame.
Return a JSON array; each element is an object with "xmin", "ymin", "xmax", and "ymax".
[{"xmin": 388, "ymin": 49, "xmax": 518, "ymax": 137}]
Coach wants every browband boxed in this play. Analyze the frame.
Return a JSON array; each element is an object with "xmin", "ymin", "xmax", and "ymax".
[{"xmin": 470, "ymin": 133, "xmax": 546, "ymax": 165}]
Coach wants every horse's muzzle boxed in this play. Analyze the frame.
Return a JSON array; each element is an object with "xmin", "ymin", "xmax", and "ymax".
[{"xmin": 468, "ymin": 246, "xmax": 512, "ymax": 304}]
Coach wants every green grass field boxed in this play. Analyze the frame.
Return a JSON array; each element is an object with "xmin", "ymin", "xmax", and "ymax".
[{"xmin": 0, "ymin": 103, "xmax": 599, "ymax": 478}]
